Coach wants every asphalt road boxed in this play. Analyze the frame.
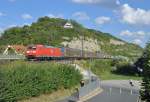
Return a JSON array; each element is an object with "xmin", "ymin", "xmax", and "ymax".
[
  {"xmin": 58, "ymin": 80, "xmax": 140, "ymax": 102},
  {"xmin": 87, "ymin": 86, "xmax": 139, "ymax": 102},
  {"xmin": 87, "ymin": 80, "xmax": 140, "ymax": 102}
]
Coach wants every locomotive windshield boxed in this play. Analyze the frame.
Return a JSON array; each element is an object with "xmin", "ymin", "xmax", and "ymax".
[{"xmin": 27, "ymin": 46, "xmax": 36, "ymax": 50}]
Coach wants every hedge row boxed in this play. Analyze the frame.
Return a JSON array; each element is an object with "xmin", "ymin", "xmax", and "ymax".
[{"xmin": 0, "ymin": 61, "xmax": 82, "ymax": 102}]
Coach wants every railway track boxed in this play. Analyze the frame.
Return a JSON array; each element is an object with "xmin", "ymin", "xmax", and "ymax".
[{"xmin": 0, "ymin": 54, "xmax": 113, "ymax": 60}]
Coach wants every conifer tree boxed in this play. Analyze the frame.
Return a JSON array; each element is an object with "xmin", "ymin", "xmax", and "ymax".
[{"xmin": 141, "ymin": 43, "xmax": 150, "ymax": 102}]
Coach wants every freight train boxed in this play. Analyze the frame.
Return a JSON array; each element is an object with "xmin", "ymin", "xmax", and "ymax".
[{"xmin": 25, "ymin": 44, "xmax": 111, "ymax": 60}]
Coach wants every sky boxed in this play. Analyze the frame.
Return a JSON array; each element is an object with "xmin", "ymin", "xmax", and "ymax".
[{"xmin": 0, "ymin": 0, "xmax": 150, "ymax": 47}]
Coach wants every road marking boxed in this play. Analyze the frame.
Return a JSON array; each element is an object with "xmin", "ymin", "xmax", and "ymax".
[{"xmin": 77, "ymin": 88, "xmax": 103, "ymax": 102}]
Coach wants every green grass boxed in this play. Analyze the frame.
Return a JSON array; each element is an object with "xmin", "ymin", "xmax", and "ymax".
[{"xmin": 99, "ymin": 72, "xmax": 142, "ymax": 80}]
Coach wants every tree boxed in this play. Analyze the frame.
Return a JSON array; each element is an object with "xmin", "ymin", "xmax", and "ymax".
[{"xmin": 140, "ymin": 42, "xmax": 150, "ymax": 102}]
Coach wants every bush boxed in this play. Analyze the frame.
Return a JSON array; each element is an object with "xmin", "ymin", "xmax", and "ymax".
[
  {"xmin": 0, "ymin": 61, "xmax": 82, "ymax": 102},
  {"xmin": 91, "ymin": 60, "xmax": 112, "ymax": 73},
  {"xmin": 114, "ymin": 62, "xmax": 137, "ymax": 76},
  {"xmin": 83, "ymin": 59, "xmax": 113, "ymax": 77}
]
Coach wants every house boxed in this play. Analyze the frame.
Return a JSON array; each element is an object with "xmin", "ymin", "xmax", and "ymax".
[{"xmin": 64, "ymin": 21, "xmax": 73, "ymax": 29}]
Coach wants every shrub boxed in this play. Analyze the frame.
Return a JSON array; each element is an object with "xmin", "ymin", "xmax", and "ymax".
[
  {"xmin": 88, "ymin": 59, "xmax": 113, "ymax": 76},
  {"xmin": 114, "ymin": 62, "xmax": 137, "ymax": 76},
  {"xmin": 0, "ymin": 61, "xmax": 82, "ymax": 102}
]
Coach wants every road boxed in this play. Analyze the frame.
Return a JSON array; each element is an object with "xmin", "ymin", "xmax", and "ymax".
[
  {"xmin": 87, "ymin": 88, "xmax": 139, "ymax": 102},
  {"xmin": 87, "ymin": 80, "xmax": 140, "ymax": 102},
  {"xmin": 58, "ymin": 80, "xmax": 140, "ymax": 102}
]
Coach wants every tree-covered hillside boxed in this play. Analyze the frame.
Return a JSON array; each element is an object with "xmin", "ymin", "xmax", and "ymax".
[{"xmin": 0, "ymin": 16, "xmax": 143, "ymax": 58}]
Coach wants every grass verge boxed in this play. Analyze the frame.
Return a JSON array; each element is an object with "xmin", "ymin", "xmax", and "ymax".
[
  {"xmin": 19, "ymin": 88, "xmax": 74, "ymax": 102},
  {"xmin": 98, "ymin": 72, "xmax": 142, "ymax": 80}
]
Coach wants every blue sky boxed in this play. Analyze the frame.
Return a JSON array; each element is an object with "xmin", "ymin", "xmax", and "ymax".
[{"xmin": 0, "ymin": 0, "xmax": 150, "ymax": 47}]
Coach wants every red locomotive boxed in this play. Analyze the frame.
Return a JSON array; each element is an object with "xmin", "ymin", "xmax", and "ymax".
[{"xmin": 25, "ymin": 44, "xmax": 63, "ymax": 60}]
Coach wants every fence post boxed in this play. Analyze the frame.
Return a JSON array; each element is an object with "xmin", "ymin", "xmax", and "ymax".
[
  {"xmin": 120, "ymin": 88, "xmax": 122, "ymax": 94},
  {"xmin": 109, "ymin": 87, "xmax": 112, "ymax": 95},
  {"xmin": 131, "ymin": 90, "xmax": 133, "ymax": 95}
]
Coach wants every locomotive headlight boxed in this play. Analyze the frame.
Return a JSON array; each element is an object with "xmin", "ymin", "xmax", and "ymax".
[
  {"xmin": 32, "ymin": 51, "xmax": 36, "ymax": 53},
  {"xmin": 26, "ymin": 51, "xmax": 30, "ymax": 53}
]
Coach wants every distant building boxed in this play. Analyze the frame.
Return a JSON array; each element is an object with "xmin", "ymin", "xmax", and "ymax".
[{"xmin": 64, "ymin": 21, "xmax": 73, "ymax": 29}]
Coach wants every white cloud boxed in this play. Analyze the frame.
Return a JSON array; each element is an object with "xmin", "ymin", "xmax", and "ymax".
[
  {"xmin": 133, "ymin": 39, "xmax": 142, "ymax": 45},
  {"xmin": 136, "ymin": 31, "xmax": 145, "ymax": 36},
  {"xmin": 7, "ymin": 24, "xmax": 17, "ymax": 28},
  {"xmin": 47, "ymin": 14, "xmax": 55, "ymax": 18},
  {"xmin": 120, "ymin": 4, "xmax": 150, "ymax": 25},
  {"xmin": 120, "ymin": 30, "xmax": 146, "ymax": 37},
  {"xmin": 95, "ymin": 16, "xmax": 111, "ymax": 25},
  {"xmin": 72, "ymin": 0, "xmax": 120, "ymax": 8},
  {"xmin": 72, "ymin": 12, "xmax": 90, "ymax": 20},
  {"xmin": 0, "ymin": 28, "xmax": 3, "ymax": 36},
  {"xmin": 23, "ymin": 23, "xmax": 31, "ymax": 26},
  {"xmin": 21, "ymin": 14, "xmax": 33, "ymax": 20},
  {"xmin": 0, "ymin": 27, "xmax": 5, "ymax": 34},
  {"xmin": 0, "ymin": 24, "xmax": 26, "ymax": 36},
  {"xmin": 116, "ymin": 0, "xmax": 120, "ymax": 5},
  {"xmin": 47, "ymin": 14, "xmax": 64, "ymax": 18},
  {"xmin": 0, "ymin": 12, "xmax": 6, "ymax": 17},
  {"xmin": 0, "ymin": 28, "xmax": 4, "ymax": 33},
  {"xmin": 120, "ymin": 30, "xmax": 133, "ymax": 36}
]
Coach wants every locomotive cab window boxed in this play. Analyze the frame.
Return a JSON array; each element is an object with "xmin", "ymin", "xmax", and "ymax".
[{"xmin": 28, "ymin": 46, "xmax": 36, "ymax": 50}]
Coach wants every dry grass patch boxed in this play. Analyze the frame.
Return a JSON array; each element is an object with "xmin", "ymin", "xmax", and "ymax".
[{"xmin": 19, "ymin": 88, "xmax": 74, "ymax": 102}]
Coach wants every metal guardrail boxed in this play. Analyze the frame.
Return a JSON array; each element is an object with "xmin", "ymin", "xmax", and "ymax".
[
  {"xmin": 101, "ymin": 85, "xmax": 139, "ymax": 95},
  {"xmin": 100, "ymin": 85, "xmax": 140, "ymax": 102},
  {"xmin": 0, "ymin": 55, "xmax": 25, "ymax": 60},
  {"xmin": 79, "ymin": 79, "xmax": 100, "ymax": 98},
  {"xmin": 69, "ymin": 78, "xmax": 100, "ymax": 101}
]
